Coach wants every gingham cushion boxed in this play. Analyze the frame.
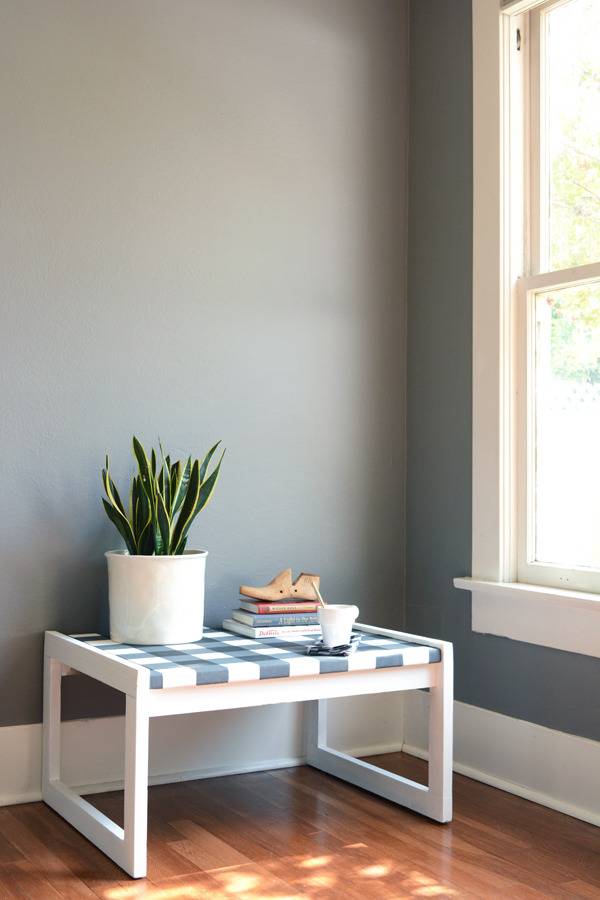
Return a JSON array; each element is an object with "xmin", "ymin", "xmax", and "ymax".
[{"xmin": 71, "ymin": 628, "xmax": 441, "ymax": 689}]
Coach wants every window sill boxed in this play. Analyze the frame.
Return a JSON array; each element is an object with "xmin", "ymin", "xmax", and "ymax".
[{"xmin": 453, "ymin": 577, "xmax": 600, "ymax": 658}]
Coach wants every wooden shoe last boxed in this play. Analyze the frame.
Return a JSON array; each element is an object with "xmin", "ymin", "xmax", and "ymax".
[{"xmin": 239, "ymin": 568, "xmax": 320, "ymax": 602}]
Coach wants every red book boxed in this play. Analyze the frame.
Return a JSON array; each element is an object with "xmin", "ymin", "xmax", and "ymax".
[{"xmin": 238, "ymin": 598, "xmax": 319, "ymax": 614}]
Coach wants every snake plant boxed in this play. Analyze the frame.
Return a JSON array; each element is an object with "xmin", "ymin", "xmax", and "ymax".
[{"xmin": 101, "ymin": 437, "xmax": 224, "ymax": 555}]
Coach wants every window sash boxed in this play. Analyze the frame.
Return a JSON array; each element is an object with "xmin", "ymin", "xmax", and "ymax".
[
  {"xmin": 529, "ymin": 0, "xmax": 570, "ymax": 276},
  {"xmin": 517, "ymin": 261, "xmax": 600, "ymax": 592},
  {"xmin": 528, "ymin": 0, "xmax": 600, "ymax": 276}
]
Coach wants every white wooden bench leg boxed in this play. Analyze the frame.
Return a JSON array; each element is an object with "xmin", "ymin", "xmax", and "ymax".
[
  {"xmin": 124, "ymin": 693, "xmax": 149, "ymax": 878},
  {"xmin": 305, "ymin": 693, "xmax": 432, "ymax": 818},
  {"xmin": 427, "ymin": 645, "xmax": 453, "ymax": 822},
  {"xmin": 42, "ymin": 651, "xmax": 150, "ymax": 879},
  {"xmin": 305, "ymin": 655, "xmax": 453, "ymax": 823},
  {"xmin": 42, "ymin": 655, "xmax": 62, "ymax": 787}
]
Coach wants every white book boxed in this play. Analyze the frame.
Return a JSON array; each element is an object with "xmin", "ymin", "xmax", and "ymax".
[{"xmin": 222, "ymin": 618, "xmax": 321, "ymax": 639}]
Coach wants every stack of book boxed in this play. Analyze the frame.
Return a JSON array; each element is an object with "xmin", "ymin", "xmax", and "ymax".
[{"xmin": 222, "ymin": 596, "xmax": 321, "ymax": 638}]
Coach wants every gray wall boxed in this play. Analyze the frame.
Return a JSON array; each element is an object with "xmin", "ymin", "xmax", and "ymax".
[
  {"xmin": 406, "ymin": 0, "xmax": 600, "ymax": 742},
  {"xmin": 1, "ymin": 0, "xmax": 408, "ymax": 727}
]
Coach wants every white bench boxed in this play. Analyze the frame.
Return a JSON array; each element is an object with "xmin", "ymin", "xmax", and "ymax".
[{"xmin": 43, "ymin": 624, "xmax": 453, "ymax": 878}]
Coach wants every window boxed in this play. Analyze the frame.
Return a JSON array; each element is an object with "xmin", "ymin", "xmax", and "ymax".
[
  {"xmin": 518, "ymin": 0, "xmax": 600, "ymax": 592},
  {"xmin": 455, "ymin": 0, "xmax": 600, "ymax": 658}
]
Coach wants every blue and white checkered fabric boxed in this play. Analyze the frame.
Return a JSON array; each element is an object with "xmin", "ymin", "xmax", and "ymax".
[{"xmin": 71, "ymin": 628, "xmax": 441, "ymax": 689}]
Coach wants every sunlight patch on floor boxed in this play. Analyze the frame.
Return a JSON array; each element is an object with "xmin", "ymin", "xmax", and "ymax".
[
  {"xmin": 298, "ymin": 872, "xmax": 337, "ymax": 889},
  {"xmin": 216, "ymin": 871, "xmax": 260, "ymax": 893},
  {"xmin": 364, "ymin": 862, "xmax": 394, "ymax": 877},
  {"xmin": 404, "ymin": 870, "xmax": 458, "ymax": 897},
  {"xmin": 296, "ymin": 854, "xmax": 332, "ymax": 868},
  {"xmin": 105, "ymin": 887, "xmax": 203, "ymax": 900},
  {"xmin": 211, "ymin": 868, "xmax": 304, "ymax": 899}
]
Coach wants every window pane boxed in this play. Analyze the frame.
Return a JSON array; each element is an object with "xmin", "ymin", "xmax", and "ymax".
[
  {"xmin": 534, "ymin": 280, "xmax": 600, "ymax": 569},
  {"xmin": 546, "ymin": 0, "xmax": 600, "ymax": 270}
]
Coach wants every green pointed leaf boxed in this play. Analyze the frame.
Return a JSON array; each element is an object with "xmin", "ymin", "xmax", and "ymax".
[
  {"xmin": 109, "ymin": 479, "xmax": 126, "ymax": 518},
  {"xmin": 132, "ymin": 437, "xmax": 152, "ymax": 492},
  {"xmin": 172, "ymin": 457, "xmax": 191, "ymax": 513},
  {"xmin": 102, "ymin": 474, "xmax": 128, "ymax": 523},
  {"xmin": 153, "ymin": 524, "xmax": 163, "ymax": 555},
  {"xmin": 159, "ymin": 443, "xmax": 171, "ymax": 512},
  {"xmin": 101, "ymin": 468, "xmax": 111, "ymax": 500},
  {"xmin": 132, "ymin": 437, "xmax": 160, "ymax": 552},
  {"xmin": 102, "ymin": 456, "xmax": 127, "ymax": 518},
  {"xmin": 173, "ymin": 536, "xmax": 188, "ymax": 555},
  {"xmin": 171, "ymin": 460, "xmax": 200, "ymax": 552},
  {"xmin": 195, "ymin": 449, "xmax": 225, "ymax": 514},
  {"xmin": 137, "ymin": 519, "xmax": 154, "ymax": 555},
  {"xmin": 128, "ymin": 476, "xmax": 135, "ymax": 528},
  {"xmin": 156, "ymin": 491, "xmax": 171, "ymax": 554},
  {"xmin": 163, "ymin": 464, "xmax": 171, "ymax": 512},
  {"xmin": 199, "ymin": 441, "xmax": 221, "ymax": 484},
  {"xmin": 102, "ymin": 499, "xmax": 136, "ymax": 554},
  {"xmin": 170, "ymin": 461, "xmax": 181, "ymax": 511},
  {"xmin": 133, "ymin": 477, "xmax": 150, "ymax": 541}
]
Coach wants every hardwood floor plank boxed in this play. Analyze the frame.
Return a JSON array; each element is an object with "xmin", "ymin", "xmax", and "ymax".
[
  {"xmin": 168, "ymin": 819, "xmax": 256, "ymax": 870},
  {"xmin": 0, "ymin": 861, "xmax": 64, "ymax": 899},
  {"xmin": 0, "ymin": 807, "xmax": 97, "ymax": 899},
  {"xmin": 0, "ymin": 832, "xmax": 25, "ymax": 867},
  {"xmin": 562, "ymin": 879, "xmax": 600, "ymax": 898}
]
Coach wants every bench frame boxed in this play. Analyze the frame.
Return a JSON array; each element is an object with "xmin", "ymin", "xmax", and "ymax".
[{"xmin": 43, "ymin": 623, "xmax": 453, "ymax": 878}]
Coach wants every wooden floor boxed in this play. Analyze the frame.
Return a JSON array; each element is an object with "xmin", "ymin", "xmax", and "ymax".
[{"xmin": 0, "ymin": 753, "xmax": 598, "ymax": 899}]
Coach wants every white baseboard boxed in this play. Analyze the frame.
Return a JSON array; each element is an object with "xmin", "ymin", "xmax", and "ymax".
[
  {"xmin": 0, "ymin": 694, "xmax": 404, "ymax": 807},
  {"xmin": 76, "ymin": 742, "xmax": 404, "ymax": 797},
  {"xmin": 403, "ymin": 692, "xmax": 600, "ymax": 827},
  {"xmin": 76, "ymin": 756, "xmax": 307, "ymax": 798}
]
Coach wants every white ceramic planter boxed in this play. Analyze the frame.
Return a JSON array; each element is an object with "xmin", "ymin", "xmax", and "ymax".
[{"xmin": 106, "ymin": 550, "xmax": 208, "ymax": 645}]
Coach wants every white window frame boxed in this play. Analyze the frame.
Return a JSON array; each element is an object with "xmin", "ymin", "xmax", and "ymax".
[{"xmin": 454, "ymin": 0, "xmax": 600, "ymax": 658}]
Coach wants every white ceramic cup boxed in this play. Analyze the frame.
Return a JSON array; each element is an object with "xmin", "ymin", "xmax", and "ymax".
[{"xmin": 318, "ymin": 604, "xmax": 359, "ymax": 648}]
